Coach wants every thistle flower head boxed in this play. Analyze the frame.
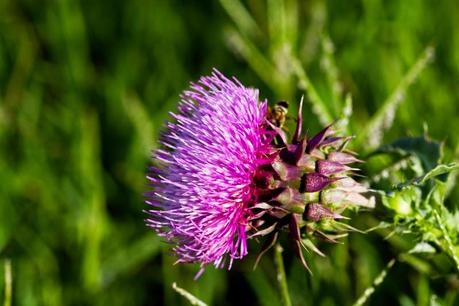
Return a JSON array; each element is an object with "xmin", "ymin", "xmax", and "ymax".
[
  {"xmin": 146, "ymin": 70, "xmax": 374, "ymax": 274},
  {"xmin": 145, "ymin": 70, "xmax": 271, "ymax": 270}
]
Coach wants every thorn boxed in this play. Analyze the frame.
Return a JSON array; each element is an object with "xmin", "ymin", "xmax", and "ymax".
[
  {"xmin": 294, "ymin": 137, "xmax": 307, "ymax": 164},
  {"xmin": 266, "ymin": 120, "xmax": 288, "ymax": 146},
  {"xmin": 306, "ymin": 123, "xmax": 334, "ymax": 153},
  {"xmin": 301, "ymin": 238, "xmax": 326, "ymax": 257},
  {"xmin": 294, "ymin": 240, "xmax": 312, "ymax": 274},
  {"xmin": 292, "ymin": 96, "xmax": 304, "ymax": 143},
  {"xmin": 249, "ymin": 222, "xmax": 278, "ymax": 238},
  {"xmin": 253, "ymin": 232, "xmax": 279, "ymax": 270}
]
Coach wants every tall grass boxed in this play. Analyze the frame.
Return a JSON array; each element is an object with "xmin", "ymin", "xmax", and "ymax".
[{"xmin": 0, "ymin": 1, "xmax": 458, "ymax": 305}]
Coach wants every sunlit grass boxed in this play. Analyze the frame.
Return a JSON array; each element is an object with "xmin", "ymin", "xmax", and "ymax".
[{"xmin": 0, "ymin": 1, "xmax": 458, "ymax": 305}]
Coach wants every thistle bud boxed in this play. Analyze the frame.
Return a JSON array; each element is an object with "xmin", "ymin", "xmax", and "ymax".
[
  {"xmin": 274, "ymin": 187, "xmax": 306, "ymax": 214},
  {"xmin": 321, "ymin": 189, "xmax": 348, "ymax": 205},
  {"xmin": 305, "ymin": 203, "xmax": 336, "ymax": 221},
  {"xmin": 333, "ymin": 177, "xmax": 368, "ymax": 193},
  {"xmin": 328, "ymin": 151, "xmax": 363, "ymax": 164},
  {"xmin": 300, "ymin": 173, "xmax": 336, "ymax": 193},
  {"xmin": 316, "ymin": 160, "xmax": 352, "ymax": 175}
]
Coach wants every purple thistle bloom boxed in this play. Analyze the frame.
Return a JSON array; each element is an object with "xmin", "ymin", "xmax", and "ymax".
[
  {"xmin": 145, "ymin": 70, "xmax": 271, "ymax": 271},
  {"xmin": 146, "ymin": 70, "xmax": 374, "ymax": 275}
]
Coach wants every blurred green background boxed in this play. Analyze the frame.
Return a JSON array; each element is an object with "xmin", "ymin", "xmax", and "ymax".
[{"xmin": 0, "ymin": 0, "xmax": 459, "ymax": 305}]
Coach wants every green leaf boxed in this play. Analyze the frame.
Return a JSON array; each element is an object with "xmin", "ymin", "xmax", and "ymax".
[
  {"xmin": 396, "ymin": 163, "xmax": 459, "ymax": 189},
  {"xmin": 408, "ymin": 242, "xmax": 436, "ymax": 254},
  {"xmin": 374, "ymin": 135, "xmax": 442, "ymax": 172},
  {"xmin": 366, "ymin": 135, "xmax": 443, "ymax": 188},
  {"xmin": 417, "ymin": 163, "xmax": 459, "ymax": 185},
  {"xmin": 382, "ymin": 186, "xmax": 421, "ymax": 215}
]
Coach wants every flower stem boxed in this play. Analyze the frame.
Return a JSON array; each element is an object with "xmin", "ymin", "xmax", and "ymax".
[
  {"xmin": 172, "ymin": 282, "xmax": 208, "ymax": 306},
  {"xmin": 274, "ymin": 243, "xmax": 292, "ymax": 306},
  {"xmin": 352, "ymin": 258, "xmax": 396, "ymax": 306},
  {"xmin": 4, "ymin": 259, "xmax": 12, "ymax": 306}
]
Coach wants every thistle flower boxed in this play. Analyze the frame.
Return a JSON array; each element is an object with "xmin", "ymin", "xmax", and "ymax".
[
  {"xmin": 145, "ymin": 70, "xmax": 272, "ymax": 272},
  {"xmin": 145, "ymin": 69, "xmax": 374, "ymax": 274}
]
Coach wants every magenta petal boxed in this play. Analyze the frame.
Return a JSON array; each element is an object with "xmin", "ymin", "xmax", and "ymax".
[{"xmin": 146, "ymin": 69, "xmax": 271, "ymax": 269}]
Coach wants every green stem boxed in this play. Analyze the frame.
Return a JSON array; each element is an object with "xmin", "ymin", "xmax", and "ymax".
[
  {"xmin": 274, "ymin": 243, "xmax": 292, "ymax": 306},
  {"xmin": 352, "ymin": 259, "xmax": 395, "ymax": 306},
  {"xmin": 171, "ymin": 282, "xmax": 208, "ymax": 306},
  {"xmin": 4, "ymin": 259, "xmax": 12, "ymax": 306}
]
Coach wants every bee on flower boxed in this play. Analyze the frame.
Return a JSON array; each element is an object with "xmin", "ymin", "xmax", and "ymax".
[{"xmin": 145, "ymin": 70, "xmax": 374, "ymax": 276}]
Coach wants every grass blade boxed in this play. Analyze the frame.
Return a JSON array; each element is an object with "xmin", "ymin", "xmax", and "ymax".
[
  {"xmin": 353, "ymin": 259, "xmax": 396, "ymax": 306},
  {"xmin": 320, "ymin": 34, "xmax": 343, "ymax": 117},
  {"xmin": 3, "ymin": 259, "xmax": 11, "ymax": 306},
  {"xmin": 172, "ymin": 282, "xmax": 208, "ymax": 306},
  {"xmin": 291, "ymin": 56, "xmax": 334, "ymax": 126},
  {"xmin": 358, "ymin": 46, "xmax": 435, "ymax": 149},
  {"xmin": 225, "ymin": 28, "xmax": 282, "ymax": 91},
  {"xmin": 274, "ymin": 243, "xmax": 292, "ymax": 306},
  {"xmin": 219, "ymin": 0, "xmax": 261, "ymax": 39}
]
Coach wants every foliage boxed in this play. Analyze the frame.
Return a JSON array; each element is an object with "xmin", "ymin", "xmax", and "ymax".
[{"xmin": 367, "ymin": 136, "xmax": 459, "ymax": 271}]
